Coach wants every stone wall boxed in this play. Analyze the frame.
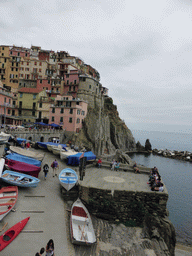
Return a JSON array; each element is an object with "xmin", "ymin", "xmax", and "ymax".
[{"xmin": 80, "ymin": 186, "xmax": 176, "ymax": 255}]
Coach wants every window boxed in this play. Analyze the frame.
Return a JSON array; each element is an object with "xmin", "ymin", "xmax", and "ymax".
[
  {"xmin": 69, "ymin": 117, "xmax": 72, "ymax": 123},
  {"xmin": 52, "ymin": 116, "xmax": 54, "ymax": 122},
  {"xmin": 35, "ymin": 62, "xmax": 37, "ymax": 65},
  {"xmin": 4, "ymin": 98, "xmax": 6, "ymax": 103},
  {"xmin": 17, "ymin": 52, "xmax": 20, "ymax": 56},
  {"xmin": 11, "ymin": 68, "xmax": 14, "ymax": 71},
  {"xmin": 67, "ymin": 80, "xmax": 69, "ymax": 85},
  {"xmin": 60, "ymin": 108, "xmax": 64, "ymax": 113},
  {"xmin": 10, "ymin": 51, "xmax": 12, "ymax": 55},
  {"xmin": 9, "ymin": 99, "xmax": 11, "ymax": 104},
  {"xmin": 40, "ymin": 80, "xmax": 42, "ymax": 84},
  {"xmin": 74, "ymin": 80, "xmax": 76, "ymax": 84},
  {"xmin": 12, "ymin": 110, "xmax": 15, "ymax": 115},
  {"xmin": 73, "ymin": 86, "xmax": 75, "ymax": 91},
  {"xmin": 2, "ymin": 53, "xmax": 4, "ymax": 56},
  {"xmin": 19, "ymin": 110, "xmax": 22, "ymax": 115},
  {"xmin": 77, "ymin": 118, "xmax": 80, "ymax": 123},
  {"xmin": 39, "ymin": 102, "xmax": 42, "ymax": 108},
  {"xmin": 39, "ymin": 62, "xmax": 42, "ymax": 66},
  {"xmin": 48, "ymin": 80, "xmax": 50, "ymax": 84},
  {"xmin": 27, "ymin": 62, "xmax": 29, "ymax": 66},
  {"xmin": 39, "ymin": 69, "xmax": 41, "ymax": 72},
  {"xmin": 33, "ymin": 94, "xmax": 36, "ymax": 99},
  {"xmin": 20, "ymin": 93, "xmax": 23, "ymax": 98},
  {"xmin": 69, "ymin": 109, "xmax": 73, "ymax": 114},
  {"xmin": 82, "ymin": 111, "xmax": 85, "ymax": 115},
  {"xmin": 77, "ymin": 109, "xmax": 81, "ymax": 115},
  {"xmin": 60, "ymin": 117, "xmax": 63, "ymax": 122},
  {"xmin": 4, "ymin": 58, "xmax": 6, "ymax": 63},
  {"xmin": 83, "ymin": 77, "xmax": 86, "ymax": 81},
  {"xmin": 8, "ymin": 109, "xmax": 10, "ymax": 114},
  {"xmin": 32, "ymin": 111, "xmax": 35, "ymax": 116},
  {"xmin": 89, "ymin": 85, "xmax": 91, "ymax": 89},
  {"xmin": 2, "ymin": 47, "xmax": 4, "ymax": 50},
  {"xmin": 52, "ymin": 108, "xmax": 55, "ymax": 113},
  {"xmin": 16, "ymin": 68, "xmax": 18, "ymax": 71},
  {"xmin": 2, "ymin": 64, "xmax": 4, "ymax": 68},
  {"xmin": 25, "ymin": 53, "xmax": 28, "ymax": 57},
  {"xmin": 16, "ymin": 63, "xmax": 19, "ymax": 67},
  {"xmin": 69, "ymin": 86, "xmax": 71, "ymax": 91},
  {"xmin": 76, "ymin": 102, "xmax": 79, "ymax": 105},
  {"xmin": 66, "ymin": 74, "xmax": 69, "ymax": 78}
]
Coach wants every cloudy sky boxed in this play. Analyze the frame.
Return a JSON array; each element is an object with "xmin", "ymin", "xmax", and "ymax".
[{"xmin": 1, "ymin": 0, "xmax": 192, "ymax": 133}]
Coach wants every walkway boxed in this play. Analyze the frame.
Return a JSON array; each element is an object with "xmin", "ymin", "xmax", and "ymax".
[{"xmin": 0, "ymin": 146, "xmax": 75, "ymax": 256}]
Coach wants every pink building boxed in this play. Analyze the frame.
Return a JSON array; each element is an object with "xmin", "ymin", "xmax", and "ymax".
[
  {"xmin": 63, "ymin": 70, "xmax": 79, "ymax": 98},
  {"xmin": 0, "ymin": 81, "xmax": 21, "ymax": 125},
  {"xmin": 49, "ymin": 95, "xmax": 87, "ymax": 132}
]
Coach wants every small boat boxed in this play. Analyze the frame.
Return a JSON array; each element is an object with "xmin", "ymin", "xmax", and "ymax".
[
  {"xmin": 1, "ymin": 170, "xmax": 40, "ymax": 188},
  {"xmin": 0, "ymin": 132, "xmax": 11, "ymax": 145},
  {"xmin": 60, "ymin": 150, "xmax": 77, "ymax": 160},
  {"xmin": 0, "ymin": 186, "xmax": 18, "ymax": 221},
  {"xmin": 5, "ymin": 153, "xmax": 41, "ymax": 167},
  {"xmin": 59, "ymin": 168, "xmax": 78, "ymax": 191},
  {"xmin": 0, "ymin": 217, "xmax": 30, "ymax": 251},
  {"xmin": 0, "ymin": 158, "xmax": 5, "ymax": 177},
  {"xmin": 5, "ymin": 159, "xmax": 41, "ymax": 178},
  {"xmin": 70, "ymin": 198, "xmax": 96, "ymax": 245},
  {"xmin": 52, "ymin": 145, "xmax": 63, "ymax": 156},
  {"xmin": 9, "ymin": 146, "xmax": 45, "ymax": 161}
]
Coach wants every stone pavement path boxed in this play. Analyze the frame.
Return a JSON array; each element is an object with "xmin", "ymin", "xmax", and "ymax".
[{"xmin": 0, "ymin": 146, "xmax": 75, "ymax": 256}]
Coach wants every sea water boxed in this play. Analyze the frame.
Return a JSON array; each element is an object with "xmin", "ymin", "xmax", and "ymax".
[{"xmin": 130, "ymin": 130, "xmax": 192, "ymax": 245}]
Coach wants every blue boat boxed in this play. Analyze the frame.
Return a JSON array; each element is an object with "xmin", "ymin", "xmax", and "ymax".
[
  {"xmin": 6, "ymin": 153, "xmax": 41, "ymax": 167},
  {"xmin": 59, "ymin": 168, "xmax": 78, "ymax": 191},
  {"xmin": 1, "ymin": 170, "xmax": 40, "ymax": 188}
]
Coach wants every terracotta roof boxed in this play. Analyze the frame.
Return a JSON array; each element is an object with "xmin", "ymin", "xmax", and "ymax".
[{"xmin": 18, "ymin": 87, "xmax": 43, "ymax": 93}]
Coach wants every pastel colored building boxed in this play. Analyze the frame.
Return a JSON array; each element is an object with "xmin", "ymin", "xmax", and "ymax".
[
  {"xmin": 49, "ymin": 95, "xmax": 88, "ymax": 132},
  {"xmin": 0, "ymin": 81, "xmax": 22, "ymax": 125}
]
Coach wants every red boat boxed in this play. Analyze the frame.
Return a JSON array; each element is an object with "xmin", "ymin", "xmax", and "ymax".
[
  {"xmin": 0, "ymin": 217, "xmax": 30, "ymax": 251},
  {"xmin": 0, "ymin": 186, "xmax": 18, "ymax": 221},
  {"xmin": 5, "ymin": 159, "xmax": 41, "ymax": 178}
]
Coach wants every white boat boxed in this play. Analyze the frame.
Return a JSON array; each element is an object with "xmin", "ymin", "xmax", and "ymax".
[
  {"xmin": 9, "ymin": 146, "xmax": 45, "ymax": 161},
  {"xmin": 70, "ymin": 198, "xmax": 96, "ymax": 245},
  {"xmin": 60, "ymin": 150, "xmax": 77, "ymax": 160},
  {"xmin": 59, "ymin": 168, "xmax": 78, "ymax": 191},
  {"xmin": 0, "ymin": 158, "xmax": 5, "ymax": 177},
  {"xmin": 47, "ymin": 144, "xmax": 54, "ymax": 152},
  {"xmin": 0, "ymin": 132, "xmax": 11, "ymax": 144},
  {"xmin": 52, "ymin": 145, "xmax": 63, "ymax": 156}
]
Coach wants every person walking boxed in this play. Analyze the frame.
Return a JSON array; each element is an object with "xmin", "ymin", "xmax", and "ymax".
[
  {"xmin": 51, "ymin": 159, "xmax": 59, "ymax": 177},
  {"xmin": 45, "ymin": 239, "xmax": 55, "ymax": 256},
  {"xmin": 43, "ymin": 164, "xmax": 49, "ymax": 180}
]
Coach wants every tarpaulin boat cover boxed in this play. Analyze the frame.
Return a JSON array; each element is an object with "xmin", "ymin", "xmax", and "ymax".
[
  {"xmin": 16, "ymin": 138, "xmax": 27, "ymax": 145},
  {"xmin": 37, "ymin": 142, "xmax": 66, "ymax": 149},
  {"xmin": 10, "ymin": 146, "xmax": 45, "ymax": 161},
  {"xmin": 5, "ymin": 159, "xmax": 41, "ymax": 178},
  {"xmin": 67, "ymin": 151, "xmax": 96, "ymax": 166},
  {"xmin": 6, "ymin": 153, "xmax": 41, "ymax": 167}
]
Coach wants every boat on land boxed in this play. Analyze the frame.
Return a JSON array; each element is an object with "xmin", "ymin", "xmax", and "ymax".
[
  {"xmin": 60, "ymin": 149, "xmax": 78, "ymax": 160},
  {"xmin": 0, "ymin": 158, "xmax": 5, "ymax": 177},
  {"xmin": 0, "ymin": 186, "xmax": 18, "ymax": 221},
  {"xmin": 59, "ymin": 168, "xmax": 78, "ymax": 192},
  {"xmin": 9, "ymin": 146, "xmax": 45, "ymax": 161},
  {"xmin": 0, "ymin": 217, "xmax": 30, "ymax": 251},
  {"xmin": 5, "ymin": 159, "xmax": 41, "ymax": 178},
  {"xmin": 5, "ymin": 153, "xmax": 41, "ymax": 167},
  {"xmin": 1, "ymin": 170, "xmax": 40, "ymax": 188},
  {"xmin": 70, "ymin": 198, "xmax": 96, "ymax": 245},
  {"xmin": 0, "ymin": 132, "xmax": 11, "ymax": 144}
]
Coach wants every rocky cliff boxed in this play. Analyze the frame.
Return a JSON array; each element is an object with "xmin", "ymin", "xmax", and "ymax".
[{"xmin": 71, "ymin": 97, "xmax": 136, "ymax": 156}]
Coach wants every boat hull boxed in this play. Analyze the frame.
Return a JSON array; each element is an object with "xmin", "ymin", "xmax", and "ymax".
[
  {"xmin": 59, "ymin": 168, "xmax": 78, "ymax": 192},
  {"xmin": 70, "ymin": 199, "xmax": 96, "ymax": 245},
  {"xmin": 0, "ymin": 217, "xmax": 30, "ymax": 251},
  {"xmin": 1, "ymin": 170, "xmax": 40, "ymax": 188},
  {"xmin": 0, "ymin": 186, "xmax": 18, "ymax": 221}
]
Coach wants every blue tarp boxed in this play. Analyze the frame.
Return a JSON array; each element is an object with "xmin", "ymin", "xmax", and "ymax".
[
  {"xmin": 37, "ymin": 142, "xmax": 66, "ymax": 149},
  {"xmin": 49, "ymin": 123, "xmax": 61, "ymax": 128},
  {"xmin": 67, "ymin": 151, "xmax": 96, "ymax": 166},
  {"xmin": 16, "ymin": 138, "xmax": 27, "ymax": 145},
  {"xmin": 6, "ymin": 153, "xmax": 41, "ymax": 167}
]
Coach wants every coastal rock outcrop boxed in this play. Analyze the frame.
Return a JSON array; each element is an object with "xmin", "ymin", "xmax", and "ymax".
[{"xmin": 70, "ymin": 97, "xmax": 136, "ymax": 155}]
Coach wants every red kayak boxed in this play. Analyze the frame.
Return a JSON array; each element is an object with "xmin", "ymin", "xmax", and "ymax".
[
  {"xmin": 0, "ymin": 186, "xmax": 18, "ymax": 221},
  {"xmin": 0, "ymin": 217, "xmax": 30, "ymax": 251}
]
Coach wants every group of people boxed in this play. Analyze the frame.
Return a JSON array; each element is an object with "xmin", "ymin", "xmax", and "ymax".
[
  {"xmin": 35, "ymin": 239, "xmax": 55, "ymax": 256},
  {"xmin": 148, "ymin": 166, "xmax": 164, "ymax": 192},
  {"xmin": 43, "ymin": 159, "xmax": 59, "ymax": 179},
  {"xmin": 111, "ymin": 159, "xmax": 120, "ymax": 171}
]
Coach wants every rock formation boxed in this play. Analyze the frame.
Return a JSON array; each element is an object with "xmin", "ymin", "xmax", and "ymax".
[{"xmin": 70, "ymin": 97, "xmax": 136, "ymax": 155}]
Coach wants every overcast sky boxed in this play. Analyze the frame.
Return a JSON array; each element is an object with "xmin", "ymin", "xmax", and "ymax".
[{"xmin": 1, "ymin": 0, "xmax": 192, "ymax": 134}]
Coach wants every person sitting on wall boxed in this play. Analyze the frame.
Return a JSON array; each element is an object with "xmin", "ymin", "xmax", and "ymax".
[
  {"xmin": 133, "ymin": 162, "xmax": 140, "ymax": 173},
  {"xmin": 97, "ymin": 158, "xmax": 102, "ymax": 168},
  {"xmin": 111, "ymin": 160, "xmax": 117, "ymax": 171},
  {"xmin": 115, "ymin": 161, "xmax": 120, "ymax": 171},
  {"xmin": 152, "ymin": 182, "xmax": 164, "ymax": 192}
]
